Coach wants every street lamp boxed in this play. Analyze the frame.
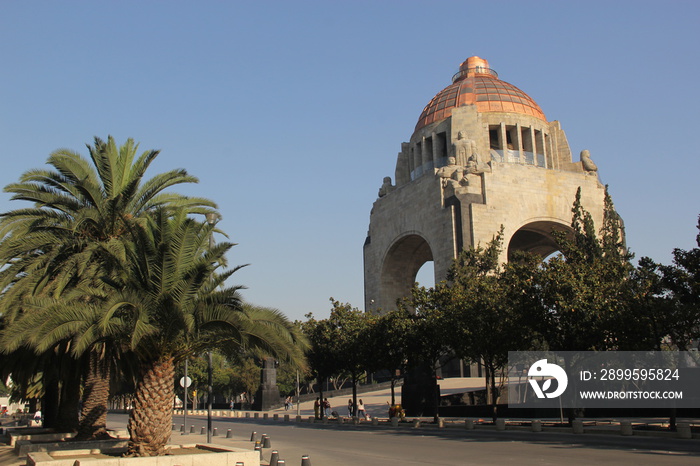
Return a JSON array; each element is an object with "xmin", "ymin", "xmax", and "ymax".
[{"xmin": 204, "ymin": 212, "xmax": 219, "ymax": 443}]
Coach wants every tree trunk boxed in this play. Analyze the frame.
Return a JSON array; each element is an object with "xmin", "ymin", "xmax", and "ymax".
[
  {"xmin": 127, "ymin": 356, "xmax": 175, "ymax": 457},
  {"xmin": 489, "ymin": 365, "xmax": 498, "ymax": 422},
  {"xmin": 77, "ymin": 351, "xmax": 111, "ymax": 439},
  {"xmin": 42, "ymin": 378, "xmax": 60, "ymax": 429},
  {"xmin": 352, "ymin": 375, "xmax": 357, "ymax": 418},
  {"xmin": 56, "ymin": 377, "xmax": 80, "ymax": 432}
]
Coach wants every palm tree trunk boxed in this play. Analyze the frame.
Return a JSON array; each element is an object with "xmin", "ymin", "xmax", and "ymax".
[
  {"xmin": 77, "ymin": 350, "xmax": 111, "ymax": 439},
  {"xmin": 127, "ymin": 356, "xmax": 175, "ymax": 457},
  {"xmin": 56, "ymin": 378, "xmax": 80, "ymax": 432},
  {"xmin": 43, "ymin": 378, "xmax": 60, "ymax": 429}
]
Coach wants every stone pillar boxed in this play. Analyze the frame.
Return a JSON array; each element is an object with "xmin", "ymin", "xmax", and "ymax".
[
  {"xmin": 498, "ymin": 123, "xmax": 507, "ymax": 162},
  {"xmin": 432, "ymin": 132, "xmax": 443, "ymax": 167},
  {"xmin": 413, "ymin": 143, "xmax": 422, "ymax": 178},
  {"xmin": 401, "ymin": 363, "xmax": 439, "ymax": 417},
  {"xmin": 422, "ymin": 136, "xmax": 432, "ymax": 168},
  {"xmin": 252, "ymin": 358, "xmax": 281, "ymax": 411}
]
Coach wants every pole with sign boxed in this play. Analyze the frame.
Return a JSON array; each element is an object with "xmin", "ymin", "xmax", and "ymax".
[{"xmin": 180, "ymin": 361, "xmax": 192, "ymax": 434}]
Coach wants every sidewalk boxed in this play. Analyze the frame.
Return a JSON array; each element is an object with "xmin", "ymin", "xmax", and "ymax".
[{"xmin": 270, "ymin": 377, "xmax": 485, "ymax": 418}]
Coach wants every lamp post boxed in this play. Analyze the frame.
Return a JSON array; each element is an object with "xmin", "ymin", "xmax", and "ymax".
[{"xmin": 205, "ymin": 212, "xmax": 219, "ymax": 443}]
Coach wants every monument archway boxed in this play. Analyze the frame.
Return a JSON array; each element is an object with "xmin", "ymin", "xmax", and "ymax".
[
  {"xmin": 507, "ymin": 220, "xmax": 572, "ymax": 261},
  {"xmin": 379, "ymin": 234, "xmax": 434, "ymax": 311}
]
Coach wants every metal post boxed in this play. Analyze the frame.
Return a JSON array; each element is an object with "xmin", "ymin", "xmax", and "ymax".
[
  {"xmin": 296, "ymin": 370, "xmax": 300, "ymax": 417},
  {"xmin": 183, "ymin": 359, "xmax": 188, "ymax": 433},
  {"xmin": 207, "ymin": 351, "xmax": 213, "ymax": 443}
]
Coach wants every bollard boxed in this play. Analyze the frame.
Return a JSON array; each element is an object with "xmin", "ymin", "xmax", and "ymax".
[
  {"xmin": 254, "ymin": 412, "xmax": 260, "ymax": 419},
  {"xmin": 200, "ymin": 426, "xmax": 205, "ymax": 435},
  {"xmin": 190, "ymin": 425, "xmax": 195, "ymax": 434},
  {"xmin": 301, "ymin": 455, "xmax": 311, "ymax": 466},
  {"xmin": 295, "ymin": 415, "xmax": 302, "ymax": 423},
  {"xmin": 277, "ymin": 460, "xmax": 285, "ymax": 465},
  {"xmin": 308, "ymin": 416, "xmax": 315, "ymax": 424},
  {"xmin": 465, "ymin": 419, "xmax": 474, "ymax": 430},
  {"xmin": 322, "ymin": 417, "xmax": 328, "ymax": 425},
  {"xmin": 180, "ymin": 424, "xmax": 185, "ymax": 432},
  {"xmin": 226, "ymin": 429, "xmax": 233, "ymax": 438},
  {"xmin": 412, "ymin": 419, "xmax": 420, "ymax": 428},
  {"xmin": 353, "ymin": 416, "xmax": 360, "ymax": 425},
  {"xmin": 390, "ymin": 417, "xmax": 399, "ymax": 427},
  {"xmin": 213, "ymin": 427, "xmax": 218, "ymax": 437},
  {"xmin": 245, "ymin": 412, "xmax": 250, "ymax": 418},
  {"xmin": 496, "ymin": 419, "xmax": 506, "ymax": 431},
  {"xmin": 274, "ymin": 414, "xmax": 279, "ymax": 421},
  {"xmin": 254, "ymin": 444, "xmax": 262, "ymax": 460},
  {"xmin": 572, "ymin": 420, "xmax": 584, "ymax": 434},
  {"xmin": 284, "ymin": 414, "xmax": 290, "ymax": 422},
  {"xmin": 263, "ymin": 413, "xmax": 269, "ymax": 420},
  {"xmin": 172, "ymin": 424, "xmax": 176, "ymax": 431},
  {"xmin": 250, "ymin": 431, "xmax": 257, "ymax": 441},
  {"xmin": 437, "ymin": 417, "xmax": 445, "ymax": 428},
  {"xmin": 620, "ymin": 420, "xmax": 633, "ymax": 436},
  {"xmin": 269, "ymin": 450, "xmax": 279, "ymax": 465},
  {"xmin": 531, "ymin": 420, "xmax": 542, "ymax": 432},
  {"xmin": 677, "ymin": 422, "xmax": 692, "ymax": 439},
  {"xmin": 372, "ymin": 417, "xmax": 379, "ymax": 426},
  {"xmin": 262, "ymin": 435, "xmax": 271, "ymax": 448}
]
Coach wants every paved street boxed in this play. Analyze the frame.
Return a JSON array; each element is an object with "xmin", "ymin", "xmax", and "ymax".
[{"xmin": 108, "ymin": 413, "xmax": 700, "ymax": 465}]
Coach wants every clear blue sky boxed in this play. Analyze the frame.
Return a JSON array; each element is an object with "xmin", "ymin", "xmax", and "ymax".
[{"xmin": 1, "ymin": 1, "xmax": 698, "ymax": 321}]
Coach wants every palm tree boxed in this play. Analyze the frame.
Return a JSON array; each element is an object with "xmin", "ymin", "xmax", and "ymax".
[
  {"xmin": 0, "ymin": 136, "xmax": 216, "ymax": 437},
  {"xmin": 96, "ymin": 208, "xmax": 306, "ymax": 456}
]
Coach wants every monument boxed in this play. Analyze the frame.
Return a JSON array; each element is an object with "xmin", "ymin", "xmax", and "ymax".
[
  {"xmin": 363, "ymin": 56, "xmax": 610, "ymax": 314},
  {"xmin": 252, "ymin": 357, "xmax": 281, "ymax": 411}
]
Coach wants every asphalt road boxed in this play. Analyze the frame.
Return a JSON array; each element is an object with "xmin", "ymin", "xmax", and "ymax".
[{"xmin": 107, "ymin": 413, "xmax": 700, "ymax": 465}]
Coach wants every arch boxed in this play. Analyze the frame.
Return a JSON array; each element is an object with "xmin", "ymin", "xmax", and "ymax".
[
  {"xmin": 379, "ymin": 233, "xmax": 434, "ymax": 311},
  {"xmin": 507, "ymin": 220, "xmax": 572, "ymax": 261}
]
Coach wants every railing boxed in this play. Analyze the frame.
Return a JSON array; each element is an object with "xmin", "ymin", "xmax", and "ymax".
[{"xmin": 452, "ymin": 66, "xmax": 498, "ymax": 82}]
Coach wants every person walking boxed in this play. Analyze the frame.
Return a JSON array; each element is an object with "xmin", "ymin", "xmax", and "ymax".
[{"xmin": 357, "ymin": 399, "xmax": 367, "ymax": 420}]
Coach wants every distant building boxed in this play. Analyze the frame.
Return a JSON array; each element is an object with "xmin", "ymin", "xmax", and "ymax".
[{"xmin": 364, "ymin": 56, "xmax": 611, "ymax": 313}]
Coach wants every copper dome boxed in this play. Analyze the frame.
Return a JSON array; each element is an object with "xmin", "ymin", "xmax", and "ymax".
[{"xmin": 415, "ymin": 56, "xmax": 546, "ymax": 131}]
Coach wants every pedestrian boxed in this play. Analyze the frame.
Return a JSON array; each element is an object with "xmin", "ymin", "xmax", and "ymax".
[
  {"xmin": 314, "ymin": 397, "xmax": 321, "ymax": 419},
  {"xmin": 347, "ymin": 398, "xmax": 354, "ymax": 417},
  {"xmin": 357, "ymin": 399, "xmax": 367, "ymax": 419},
  {"xmin": 284, "ymin": 396, "xmax": 291, "ymax": 411},
  {"xmin": 323, "ymin": 398, "xmax": 331, "ymax": 417}
]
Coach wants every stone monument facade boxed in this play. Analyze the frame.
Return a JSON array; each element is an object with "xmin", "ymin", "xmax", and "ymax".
[{"xmin": 363, "ymin": 56, "xmax": 610, "ymax": 313}]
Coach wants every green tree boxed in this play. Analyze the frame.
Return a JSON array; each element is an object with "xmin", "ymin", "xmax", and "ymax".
[
  {"xmin": 401, "ymin": 288, "xmax": 453, "ymax": 418},
  {"xmin": 100, "ymin": 209, "xmax": 305, "ymax": 456},
  {"xmin": 539, "ymin": 187, "xmax": 633, "ymax": 351},
  {"xmin": 371, "ymin": 308, "xmax": 414, "ymax": 406},
  {"xmin": 659, "ymin": 215, "xmax": 700, "ymax": 351},
  {"xmin": 302, "ymin": 299, "xmax": 376, "ymax": 418},
  {"xmin": 0, "ymin": 136, "xmax": 215, "ymax": 437},
  {"xmin": 412, "ymin": 230, "xmax": 543, "ymax": 420}
]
